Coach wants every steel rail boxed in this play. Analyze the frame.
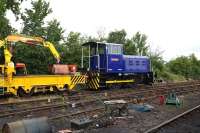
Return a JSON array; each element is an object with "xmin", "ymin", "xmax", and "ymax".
[
  {"xmin": 144, "ymin": 104, "xmax": 200, "ymax": 133},
  {"xmin": 0, "ymin": 81, "xmax": 200, "ymax": 119}
]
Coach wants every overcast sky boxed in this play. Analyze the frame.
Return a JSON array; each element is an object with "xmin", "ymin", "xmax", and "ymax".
[{"xmin": 6, "ymin": 0, "xmax": 200, "ymax": 61}]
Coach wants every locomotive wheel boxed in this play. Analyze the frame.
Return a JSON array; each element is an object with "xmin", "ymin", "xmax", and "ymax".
[
  {"xmin": 53, "ymin": 86, "xmax": 68, "ymax": 95},
  {"xmin": 17, "ymin": 88, "xmax": 29, "ymax": 97},
  {"xmin": 121, "ymin": 84, "xmax": 130, "ymax": 89},
  {"xmin": 108, "ymin": 84, "xmax": 122, "ymax": 89},
  {"xmin": 29, "ymin": 88, "xmax": 35, "ymax": 96},
  {"xmin": 54, "ymin": 88, "xmax": 63, "ymax": 95},
  {"xmin": 116, "ymin": 84, "xmax": 123, "ymax": 89}
]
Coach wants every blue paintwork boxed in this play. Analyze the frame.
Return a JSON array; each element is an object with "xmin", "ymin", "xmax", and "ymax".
[
  {"xmin": 89, "ymin": 43, "xmax": 151, "ymax": 74},
  {"xmin": 99, "ymin": 54, "xmax": 106, "ymax": 71},
  {"xmin": 107, "ymin": 54, "xmax": 124, "ymax": 73},
  {"xmin": 90, "ymin": 55, "xmax": 98, "ymax": 70},
  {"xmin": 123, "ymin": 55, "xmax": 150, "ymax": 73}
]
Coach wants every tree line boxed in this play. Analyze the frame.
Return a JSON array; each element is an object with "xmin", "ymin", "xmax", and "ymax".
[{"xmin": 1, "ymin": 0, "xmax": 200, "ymax": 81}]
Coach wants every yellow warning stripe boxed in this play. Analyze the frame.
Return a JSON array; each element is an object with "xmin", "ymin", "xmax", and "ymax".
[
  {"xmin": 92, "ymin": 77, "xmax": 98, "ymax": 89},
  {"xmin": 106, "ymin": 79, "xmax": 134, "ymax": 84},
  {"xmin": 88, "ymin": 72, "xmax": 99, "ymax": 90},
  {"xmin": 71, "ymin": 75, "xmax": 86, "ymax": 84}
]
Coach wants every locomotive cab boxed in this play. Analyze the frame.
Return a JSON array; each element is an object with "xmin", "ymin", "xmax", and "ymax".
[{"xmin": 81, "ymin": 42, "xmax": 124, "ymax": 73}]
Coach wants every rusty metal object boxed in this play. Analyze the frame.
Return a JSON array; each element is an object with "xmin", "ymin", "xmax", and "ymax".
[
  {"xmin": 49, "ymin": 64, "xmax": 69, "ymax": 75},
  {"xmin": 104, "ymin": 100, "xmax": 128, "ymax": 117},
  {"xmin": 68, "ymin": 64, "xmax": 77, "ymax": 74},
  {"xmin": 2, "ymin": 117, "xmax": 51, "ymax": 133},
  {"xmin": 71, "ymin": 118, "xmax": 93, "ymax": 130}
]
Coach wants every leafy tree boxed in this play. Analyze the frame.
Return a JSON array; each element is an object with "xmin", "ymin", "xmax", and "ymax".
[
  {"xmin": 46, "ymin": 19, "xmax": 64, "ymax": 44},
  {"xmin": 124, "ymin": 39, "xmax": 137, "ymax": 55},
  {"xmin": 132, "ymin": 32, "xmax": 149, "ymax": 56},
  {"xmin": 1, "ymin": 0, "xmax": 24, "ymax": 16},
  {"xmin": 0, "ymin": 17, "xmax": 13, "ymax": 38},
  {"xmin": 62, "ymin": 32, "xmax": 86, "ymax": 66},
  {"xmin": 0, "ymin": 0, "xmax": 24, "ymax": 38},
  {"xmin": 150, "ymin": 53, "xmax": 164, "ymax": 73},
  {"xmin": 167, "ymin": 56, "xmax": 192, "ymax": 79},
  {"xmin": 13, "ymin": 0, "xmax": 59, "ymax": 74},
  {"xmin": 107, "ymin": 30, "xmax": 149, "ymax": 56},
  {"xmin": 149, "ymin": 49, "xmax": 165, "ymax": 78},
  {"xmin": 21, "ymin": 0, "xmax": 52, "ymax": 36},
  {"xmin": 13, "ymin": 44, "xmax": 52, "ymax": 74},
  {"xmin": 186, "ymin": 54, "xmax": 200, "ymax": 79},
  {"xmin": 107, "ymin": 29, "xmax": 127, "ymax": 44}
]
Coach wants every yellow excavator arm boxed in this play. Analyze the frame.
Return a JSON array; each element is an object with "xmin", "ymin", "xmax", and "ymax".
[
  {"xmin": 43, "ymin": 41, "xmax": 60, "ymax": 63},
  {"xmin": 5, "ymin": 34, "xmax": 60, "ymax": 63},
  {"xmin": 0, "ymin": 35, "xmax": 61, "ymax": 83}
]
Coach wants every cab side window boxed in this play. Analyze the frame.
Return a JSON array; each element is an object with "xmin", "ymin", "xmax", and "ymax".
[
  {"xmin": 108, "ymin": 45, "xmax": 122, "ymax": 54},
  {"xmin": 136, "ymin": 60, "xmax": 140, "ymax": 65},
  {"xmin": 90, "ymin": 47, "xmax": 96, "ymax": 56}
]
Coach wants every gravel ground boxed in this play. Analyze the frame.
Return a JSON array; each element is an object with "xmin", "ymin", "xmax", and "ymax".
[
  {"xmin": 155, "ymin": 106, "xmax": 200, "ymax": 133},
  {"xmin": 88, "ymin": 92, "xmax": 200, "ymax": 133},
  {"xmin": 1, "ymin": 91, "xmax": 200, "ymax": 133}
]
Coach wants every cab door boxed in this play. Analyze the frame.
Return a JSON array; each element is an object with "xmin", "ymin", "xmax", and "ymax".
[
  {"xmin": 107, "ymin": 44, "xmax": 124, "ymax": 73},
  {"xmin": 90, "ymin": 46, "xmax": 98, "ymax": 70},
  {"xmin": 90, "ymin": 44, "xmax": 107, "ymax": 71}
]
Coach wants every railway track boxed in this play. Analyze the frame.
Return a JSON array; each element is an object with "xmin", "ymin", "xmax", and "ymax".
[
  {"xmin": 145, "ymin": 104, "xmax": 200, "ymax": 133},
  {"xmin": 0, "ymin": 80, "xmax": 200, "ymax": 132},
  {"xmin": 0, "ymin": 81, "xmax": 200, "ymax": 118},
  {"xmin": 0, "ymin": 80, "xmax": 198, "ymax": 105},
  {"xmin": 0, "ymin": 80, "xmax": 197, "ymax": 103}
]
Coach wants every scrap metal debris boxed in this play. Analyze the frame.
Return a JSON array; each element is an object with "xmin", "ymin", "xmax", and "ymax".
[{"xmin": 128, "ymin": 104, "xmax": 154, "ymax": 112}]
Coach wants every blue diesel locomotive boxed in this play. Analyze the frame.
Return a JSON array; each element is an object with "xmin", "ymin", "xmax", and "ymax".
[{"xmin": 81, "ymin": 42, "xmax": 153, "ymax": 90}]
